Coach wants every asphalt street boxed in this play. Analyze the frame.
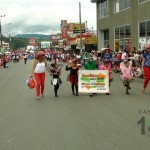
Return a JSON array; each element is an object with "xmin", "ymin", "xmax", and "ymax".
[{"xmin": 0, "ymin": 59, "xmax": 150, "ymax": 150}]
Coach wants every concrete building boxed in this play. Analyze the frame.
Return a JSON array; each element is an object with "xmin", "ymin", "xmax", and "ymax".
[{"xmin": 91, "ymin": 0, "xmax": 150, "ymax": 52}]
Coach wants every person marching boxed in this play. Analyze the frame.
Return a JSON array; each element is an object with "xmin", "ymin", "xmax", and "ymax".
[
  {"xmin": 120, "ymin": 59, "xmax": 133, "ymax": 94},
  {"xmin": 98, "ymin": 59, "xmax": 113, "ymax": 95},
  {"xmin": 2, "ymin": 54, "xmax": 7, "ymax": 68},
  {"xmin": 141, "ymin": 44, "xmax": 150, "ymax": 93},
  {"xmin": 24, "ymin": 54, "xmax": 27, "ymax": 64},
  {"xmin": 50, "ymin": 63, "xmax": 62, "ymax": 97},
  {"xmin": 31, "ymin": 51, "xmax": 51, "ymax": 100},
  {"xmin": 85, "ymin": 57, "xmax": 97, "ymax": 97},
  {"xmin": 66, "ymin": 60, "xmax": 79, "ymax": 96}
]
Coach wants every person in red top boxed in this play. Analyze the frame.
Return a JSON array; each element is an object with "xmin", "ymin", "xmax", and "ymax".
[{"xmin": 2, "ymin": 54, "xmax": 7, "ymax": 68}]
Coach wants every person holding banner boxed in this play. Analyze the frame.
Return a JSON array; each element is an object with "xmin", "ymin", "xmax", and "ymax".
[
  {"xmin": 66, "ymin": 60, "xmax": 79, "ymax": 96},
  {"xmin": 85, "ymin": 57, "xmax": 97, "ymax": 97},
  {"xmin": 98, "ymin": 59, "xmax": 113, "ymax": 95}
]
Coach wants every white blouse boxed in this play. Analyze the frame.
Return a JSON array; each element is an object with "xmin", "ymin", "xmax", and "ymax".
[{"xmin": 34, "ymin": 62, "xmax": 45, "ymax": 73}]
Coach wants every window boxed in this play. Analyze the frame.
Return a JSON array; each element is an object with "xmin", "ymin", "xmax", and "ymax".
[
  {"xmin": 114, "ymin": 0, "xmax": 131, "ymax": 13},
  {"xmin": 147, "ymin": 21, "xmax": 150, "ymax": 36},
  {"xmin": 99, "ymin": 0, "xmax": 109, "ymax": 18},
  {"xmin": 139, "ymin": 0, "xmax": 150, "ymax": 3},
  {"xmin": 125, "ymin": 25, "xmax": 130, "ymax": 38},
  {"xmin": 140, "ymin": 22, "xmax": 146, "ymax": 37},
  {"xmin": 139, "ymin": 20, "xmax": 150, "ymax": 50},
  {"xmin": 115, "ymin": 27, "xmax": 119, "ymax": 39},
  {"xmin": 120, "ymin": 26, "xmax": 125, "ymax": 39},
  {"xmin": 104, "ymin": 30, "xmax": 109, "ymax": 47},
  {"xmin": 139, "ymin": 21, "xmax": 150, "ymax": 37},
  {"xmin": 115, "ymin": 25, "xmax": 131, "ymax": 50}
]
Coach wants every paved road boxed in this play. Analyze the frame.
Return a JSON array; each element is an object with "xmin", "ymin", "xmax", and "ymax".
[{"xmin": 0, "ymin": 59, "xmax": 150, "ymax": 150}]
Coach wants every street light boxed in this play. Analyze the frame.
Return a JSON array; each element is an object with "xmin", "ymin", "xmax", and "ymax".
[{"xmin": 0, "ymin": 14, "xmax": 5, "ymax": 48}]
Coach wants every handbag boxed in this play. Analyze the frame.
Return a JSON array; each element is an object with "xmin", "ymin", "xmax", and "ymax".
[{"xmin": 26, "ymin": 77, "xmax": 36, "ymax": 89}]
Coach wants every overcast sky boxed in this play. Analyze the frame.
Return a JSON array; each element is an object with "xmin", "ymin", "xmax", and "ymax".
[{"xmin": 0, "ymin": 0, "xmax": 96, "ymax": 36}]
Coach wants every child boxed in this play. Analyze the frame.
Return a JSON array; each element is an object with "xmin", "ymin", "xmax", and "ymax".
[
  {"xmin": 66, "ymin": 60, "xmax": 79, "ymax": 96},
  {"xmin": 98, "ymin": 59, "xmax": 113, "ymax": 95},
  {"xmin": 50, "ymin": 63, "xmax": 62, "ymax": 97},
  {"xmin": 120, "ymin": 60, "xmax": 133, "ymax": 94}
]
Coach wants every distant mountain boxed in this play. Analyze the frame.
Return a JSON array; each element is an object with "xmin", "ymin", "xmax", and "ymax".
[{"xmin": 15, "ymin": 34, "xmax": 51, "ymax": 40}]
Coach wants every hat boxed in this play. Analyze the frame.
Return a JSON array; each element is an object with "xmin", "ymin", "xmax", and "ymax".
[
  {"xmin": 145, "ymin": 44, "xmax": 150, "ymax": 49},
  {"xmin": 103, "ymin": 59, "xmax": 111, "ymax": 63},
  {"xmin": 36, "ymin": 51, "xmax": 45, "ymax": 58},
  {"xmin": 123, "ymin": 59, "xmax": 129, "ymax": 64},
  {"xmin": 119, "ymin": 51, "xmax": 122, "ymax": 53}
]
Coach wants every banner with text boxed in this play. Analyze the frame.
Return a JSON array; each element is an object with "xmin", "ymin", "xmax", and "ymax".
[{"xmin": 78, "ymin": 70, "xmax": 109, "ymax": 93}]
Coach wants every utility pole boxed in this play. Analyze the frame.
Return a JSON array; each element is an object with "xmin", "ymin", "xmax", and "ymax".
[
  {"xmin": 0, "ymin": 14, "xmax": 5, "ymax": 48},
  {"xmin": 79, "ymin": 2, "xmax": 82, "ymax": 54}
]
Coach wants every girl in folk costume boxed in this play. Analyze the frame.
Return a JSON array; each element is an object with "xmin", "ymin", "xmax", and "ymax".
[
  {"xmin": 66, "ymin": 60, "xmax": 79, "ymax": 96},
  {"xmin": 31, "ymin": 51, "xmax": 51, "ymax": 100},
  {"xmin": 50, "ymin": 63, "xmax": 62, "ymax": 97},
  {"xmin": 120, "ymin": 59, "xmax": 133, "ymax": 94},
  {"xmin": 98, "ymin": 59, "xmax": 113, "ymax": 95},
  {"xmin": 141, "ymin": 44, "xmax": 150, "ymax": 93}
]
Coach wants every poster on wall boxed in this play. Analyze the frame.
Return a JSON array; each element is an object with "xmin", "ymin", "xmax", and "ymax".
[
  {"xmin": 115, "ymin": 39, "xmax": 120, "ymax": 52},
  {"xmin": 125, "ymin": 39, "xmax": 131, "ymax": 51},
  {"xmin": 139, "ymin": 37, "xmax": 146, "ymax": 50},
  {"xmin": 119, "ymin": 39, "xmax": 125, "ymax": 50},
  {"xmin": 146, "ymin": 37, "xmax": 150, "ymax": 45},
  {"xmin": 78, "ymin": 70, "xmax": 109, "ymax": 93}
]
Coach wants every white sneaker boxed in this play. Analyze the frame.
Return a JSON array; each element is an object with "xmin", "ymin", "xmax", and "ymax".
[{"xmin": 36, "ymin": 96, "xmax": 40, "ymax": 100}]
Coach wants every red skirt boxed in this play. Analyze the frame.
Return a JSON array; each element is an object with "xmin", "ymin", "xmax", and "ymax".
[
  {"xmin": 144, "ymin": 67, "xmax": 150, "ymax": 80},
  {"xmin": 68, "ymin": 75, "xmax": 78, "ymax": 84}
]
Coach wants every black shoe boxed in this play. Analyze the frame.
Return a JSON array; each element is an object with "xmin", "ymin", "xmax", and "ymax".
[
  {"xmin": 76, "ymin": 93, "xmax": 78, "ymax": 96},
  {"xmin": 128, "ymin": 87, "xmax": 131, "ymax": 90},
  {"xmin": 55, "ymin": 95, "xmax": 58, "ymax": 97},
  {"xmin": 72, "ymin": 93, "xmax": 75, "ymax": 95},
  {"xmin": 106, "ymin": 93, "xmax": 110, "ymax": 95},
  {"xmin": 126, "ymin": 92, "xmax": 130, "ymax": 95},
  {"xmin": 89, "ymin": 94, "xmax": 93, "ymax": 97}
]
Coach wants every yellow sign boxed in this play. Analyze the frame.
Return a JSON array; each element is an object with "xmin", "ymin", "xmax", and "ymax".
[
  {"xmin": 73, "ymin": 23, "xmax": 85, "ymax": 30},
  {"xmin": 73, "ymin": 23, "xmax": 85, "ymax": 33},
  {"xmin": 84, "ymin": 37, "xmax": 97, "ymax": 45}
]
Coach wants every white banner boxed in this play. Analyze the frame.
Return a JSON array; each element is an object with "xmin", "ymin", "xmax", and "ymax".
[{"xmin": 78, "ymin": 70, "xmax": 109, "ymax": 93}]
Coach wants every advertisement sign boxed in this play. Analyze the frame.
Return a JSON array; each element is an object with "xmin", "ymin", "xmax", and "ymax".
[
  {"xmin": 61, "ymin": 20, "xmax": 67, "ymax": 28},
  {"xmin": 125, "ymin": 39, "xmax": 131, "ymax": 51},
  {"xmin": 78, "ymin": 70, "xmax": 109, "ymax": 93},
  {"xmin": 139, "ymin": 37, "xmax": 146, "ymax": 50},
  {"xmin": 67, "ymin": 23, "xmax": 74, "ymax": 32},
  {"xmin": 84, "ymin": 37, "xmax": 97, "ymax": 45},
  {"xmin": 73, "ymin": 23, "xmax": 85, "ymax": 33},
  {"xmin": 115, "ymin": 39, "xmax": 120, "ymax": 51},
  {"xmin": 51, "ymin": 35, "xmax": 61, "ymax": 40},
  {"xmin": 61, "ymin": 28, "xmax": 68, "ymax": 39}
]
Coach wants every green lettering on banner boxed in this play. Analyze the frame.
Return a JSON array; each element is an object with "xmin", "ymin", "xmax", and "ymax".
[
  {"xmin": 97, "ymin": 78, "xmax": 104, "ymax": 82},
  {"xmin": 81, "ymin": 77, "xmax": 90, "ymax": 82}
]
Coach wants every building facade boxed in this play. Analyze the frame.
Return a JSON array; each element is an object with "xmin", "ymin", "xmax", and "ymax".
[{"xmin": 91, "ymin": 0, "xmax": 150, "ymax": 52}]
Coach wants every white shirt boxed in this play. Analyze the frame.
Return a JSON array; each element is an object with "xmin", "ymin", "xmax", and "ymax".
[
  {"xmin": 121, "ymin": 52, "xmax": 127, "ymax": 60},
  {"xmin": 34, "ymin": 62, "xmax": 45, "ymax": 73}
]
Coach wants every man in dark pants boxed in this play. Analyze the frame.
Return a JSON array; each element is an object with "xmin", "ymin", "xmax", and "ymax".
[
  {"xmin": 24, "ymin": 54, "xmax": 27, "ymax": 64},
  {"xmin": 2, "ymin": 54, "xmax": 7, "ymax": 68}
]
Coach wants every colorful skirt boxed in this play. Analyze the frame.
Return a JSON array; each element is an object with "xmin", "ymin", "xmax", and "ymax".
[{"xmin": 67, "ymin": 75, "xmax": 78, "ymax": 84}]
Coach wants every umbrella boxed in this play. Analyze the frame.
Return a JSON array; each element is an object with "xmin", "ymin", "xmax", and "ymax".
[{"xmin": 101, "ymin": 48, "xmax": 109, "ymax": 51}]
